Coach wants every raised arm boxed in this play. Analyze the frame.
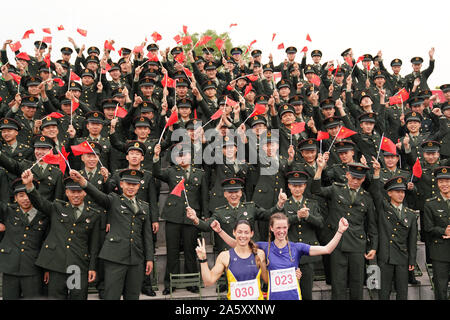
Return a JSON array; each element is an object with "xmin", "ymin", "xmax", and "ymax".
[
  {"xmin": 69, "ymin": 169, "xmax": 112, "ymax": 210},
  {"xmin": 309, "ymin": 217, "xmax": 348, "ymax": 256},
  {"xmin": 195, "ymin": 238, "xmax": 227, "ymax": 287}
]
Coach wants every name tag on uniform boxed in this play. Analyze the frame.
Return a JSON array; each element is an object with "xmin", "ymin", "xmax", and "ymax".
[
  {"xmin": 270, "ymin": 267, "xmax": 297, "ymax": 293},
  {"xmin": 229, "ymin": 278, "xmax": 259, "ymax": 300}
]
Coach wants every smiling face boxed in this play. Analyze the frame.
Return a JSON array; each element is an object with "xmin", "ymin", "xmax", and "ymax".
[
  {"xmin": 384, "ymin": 155, "xmax": 399, "ymax": 169},
  {"xmin": 15, "ymin": 191, "xmax": 32, "ymax": 211},
  {"xmin": 300, "ymin": 149, "xmax": 317, "ymax": 164},
  {"xmin": 288, "ymin": 183, "xmax": 306, "ymax": 199},
  {"xmin": 81, "ymin": 153, "xmax": 98, "ymax": 170},
  {"xmin": 388, "ymin": 189, "xmax": 405, "ymax": 205},
  {"xmin": 423, "ymin": 151, "xmax": 439, "ymax": 164},
  {"xmin": 338, "ymin": 150, "xmax": 354, "ymax": 164},
  {"xmin": 232, "ymin": 222, "xmax": 253, "ymax": 247},
  {"xmin": 119, "ymin": 181, "xmax": 140, "ymax": 198},
  {"xmin": 224, "ymin": 190, "xmax": 242, "ymax": 207},
  {"xmin": 437, "ymin": 178, "xmax": 450, "ymax": 196},
  {"xmin": 346, "ymin": 172, "xmax": 365, "ymax": 190},
  {"xmin": 1, "ymin": 128, "xmax": 18, "ymax": 143},
  {"xmin": 270, "ymin": 217, "xmax": 289, "ymax": 242},
  {"xmin": 42, "ymin": 125, "xmax": 59, "ymax": 139},
  {"xmin": 65, "ymin": 189, "xmax": 86, "ymax": 206}
]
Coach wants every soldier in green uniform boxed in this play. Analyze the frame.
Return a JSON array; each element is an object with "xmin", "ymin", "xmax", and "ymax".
[
  {"xmin": 325, "ymin": 140, "xmax": 359, "ymax": 184},
  {"xmin": 152, "ymin": 142, "xmax": 208, "ymax": 295},
  {"xmin": 370, "ymin": 170, "xmax": 418, "ymax": 300},
  {"xmin": 423, "ymin": 166, "xmax": 450, "ymax": 300},
  {"xmin": 311, "ymin": 155, "xmax": 378, "ymax": 300},
  {"xmin": 21, "ymin": 170, "xmax": 101, "ymax": 300},
  {"xmin": 70, "ymin": 168, "xmax": 154, "ymax": 300},
  {"xmin": 385, "ymin": 59, "xmax": 406, "ymax": 92},
  {"xmin": 404, "ymin": 48, "xmax": 435, "ymax": 92},
  {"xmin": 432, "ymin": 102, "xmax": 450, "ymax": 159},
  {"xmin": 105, "ymin": 140, "xmax": 159, "ymax": 297},
  {"xmin": 0, "ymin": 179, "xmax": 49, "ymax": 299},
  {"xmin": 0, "ymin": 135, "xmax": 63, "ymax": 201},
  {"xmin": 283, "ymin": 171, "xmax": 324, "ymax": 300},
  {"xmin": 4, "ymin": 95, "xmax": 40, "ymax": 146}
]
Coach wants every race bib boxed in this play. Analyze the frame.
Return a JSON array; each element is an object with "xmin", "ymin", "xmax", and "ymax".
[
  {"xmin": 229, "ymin": 278, "xmax": 260, "ymax": 300},
  {"xmin": 270, "ymin": 267, "xmax": 297, "ymax": 293}
]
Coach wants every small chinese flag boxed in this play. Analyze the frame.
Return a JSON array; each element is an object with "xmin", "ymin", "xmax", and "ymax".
[
  {"xmin": 22, "ymin": 29, "xmax": 34, "ymax": 39},
  {"xmin": 273, "ymin": 72, "xmax": 282, "ymax": 82},
  {"xmin": 118, "ymin": 48, "xmax": 122, "ymax": 56},
  {"xmin": 229, "ymin": 23, "xmax": 238, "ymax": 28},
  {"xmin": 77, "ymin": 28, "xmax": 87, "ymax": 37},
  {"xmin": 250, "ymin": 104, "xmax": 266, "ymax": 117},
  {"xmin": 310, "ymin": 74, "xmax": 321, "ymax": 86},
  {"xmin": 42, "ymin": 28, "xmax": 51, "ymax": 34},
  {"xmin": 175, "ymin": 51, "xmax": 186, "ymax": 64},
  {"xmin": 181, "ymin": 36, "xmax": 192, "ymax": 45},
  {"xmin": 173, "ymin": 35, "xmax": 181, "ymax": 44},
  {"xmin": 161, "ymin": 74, "xmax": 175, "ymax": 88},
  {"xmin": 71, "ymin": 141, "xmax": 93, "ymax": 156},
  {"xmin": 9, "ymin": 41, "xmax": 22, "ymax": 52},
  {"xmin": 114, "ymin": 105, "xmax": 128, "ymax": 118},
  {"xmin": 71, "ymin": 99, "xmax": 80, "ymax": 112},
  {"xmin": 104, "ymin": 40, "xmax": 115, "ymax": 51},
  {"xmin": 152, "ymin": 32, "xmax": 162, "ymax": 42},
  {"xmin": 183, "ymin": 25, "xmax": 188, "ymax": 34},
  {"xmin": 196, "ymin": 35, "xmax": 212, "ymax": 47},
  {"xmin": 47, "ymin": 112, "xmax": 64, "ymax": 119},
  {"xmin": 70, "ymin": 71, "xmax": 81, "ymax": 81},
  {"xmin": 16, "ymin": 52, "xmax": 30, "ymax": 61},
  {"xmin": 226, "ymin": 85, "xmax": 233, "ymax": 91},
  {"xmin": 412, "ymin": 158, "xmax": 422, "ymax": 178},
  {"xmin": 146, "ymin": 51, "xmax": 159, "ymax": 61},
  {"xmin": 380, "ymin": 136, "xmax": 397, "ymax": 155},
  {"xmin": 272, "ymin": 33, "xmax": 276, "ymax": 42},
  {"xmin": 246, "ymin": 74, "xmax": 258, "ymax": 82},
  {"xmin": 165, "ymin": 111, "xmax": 179, "ymax": 128},
  {"xmin": 133, "ymin": 45, "xmax": 144, "ymax": 53},
  {"xmin": 317, "ymin": 131, "xmax": 330, "ymax": 141},
  {"xmin": 215, "ymin": 38, "xmax": 224, "ymax": 51},
  {"xmin": 171, "ymin": 178, "xmax": 185, "ymax": 197},
  {"xmin": 53, "ymin": 78, "xmax": 65, "ymax": 87},
  {"xmin": 226, "ymin": 98, "xmax": 238, "ymax": 107},
  {"xmin": 389, "ymin": 88, "xmax": 409, "ymax": 106},
  {"xmin": 210, "ymin": 108, "xmax": 224, "ymax": 120},
  {"xmin": 301, "ymin": 46, "xmax": 308, "ymax": 53},
  {"xmin": 277, "ymin": 43, "xmax": 285, "ymax": 50},
  {"xmin": 43, "ymin": 153, "xmax": 60, "ymax": 165},
  {"xmin": 290, "ymin": 122, "xmax": 305, "ymax": 135},
  {"xmin": 42, "ymin": 36, "xmax": 52, "ymax": 44},
  {"xmin": 336, "ymin": 127, "xmax": 356, "ymax": 139},
  {"xmin": 306, "ymin": 34, "xmax": 312, "ymax": 42},
  {"xmin": 44, "ymin": 54, "xmax": 51, "ymax": 68},
  {"xmin": 244, "ymin": 83, "xmax": 253, "ymax": 97},
  {"xmin": 9, "ymin": 73, "xmax": 21, "ymax": 84},
  {"xmin": 183, "ymin": 67, "xmax": 193, "ymax": 78},
  {"xmin": 57, "ymin": 25, "xmax": 64, "ymax": 31},
  {"xmin": 58, "ymin": 146, "xmax": 70, "ymax": 174},
  {"xmin": 357, "ymin": 55, "xmax": 365, "ymax": 63}
]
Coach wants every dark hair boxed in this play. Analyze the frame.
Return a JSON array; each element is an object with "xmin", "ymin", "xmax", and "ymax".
[
  {"xmin": 266, "ymin": 213, "xmax": 294, "ymax": 266},
  {"xmin": 234, "ymin": 220, "xmax": 261, "ymax": 269}
]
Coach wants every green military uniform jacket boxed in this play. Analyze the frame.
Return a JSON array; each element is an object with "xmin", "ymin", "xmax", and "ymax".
[
  {"xmin": 423, "ymin": 194, "xmax": 450, "ymax": 262},
  {"xmin": 0, "ymin": 202, "xmax": 49, "ymax": 276},
  {"xmin": 284, "ymin": 196, "xmax": 323, "ymax": 264},
  {"xmin": 83, "ymin": 182, "xmax": 154, "ymax": 265},
  {"xmin": 27, "ymin": 187, "xmax": 100, "ymax": 273},
  {"xmin": 0, "ymin": 151, "xmax": 64, "ymax": 201},
  {"xmin": 153, "ymin": 159, "xmax": 209, "ymax": 223},
  {"xmin": 311, "ymin": 179, "xmax": 378, "ymax": 253}
]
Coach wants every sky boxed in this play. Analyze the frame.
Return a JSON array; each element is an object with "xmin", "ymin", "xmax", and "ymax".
[{"xmin": 2, "ymin": 0, "xmax": 449, "ymax": 88}]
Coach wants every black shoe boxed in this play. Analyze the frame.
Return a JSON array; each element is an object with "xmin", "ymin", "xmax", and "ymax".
[
  {"xmin": 187, "ymin": 286, "xmax": 199, "ymax": 293},
  {"xmin": 408, "ymin": 270, "xmax": 421, "ymax": 285},
  {"xmin": 162, "ymin": 288, "xmax": 173, "ymax": 295},
  {"xmin": 141, "ymin": 287, "xmax": 156, "ymax": 296}
]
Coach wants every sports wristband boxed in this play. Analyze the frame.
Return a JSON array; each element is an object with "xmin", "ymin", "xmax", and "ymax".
[{"xmin": 198, "ymin": 258, "xmax": 207, "ymax": 263}]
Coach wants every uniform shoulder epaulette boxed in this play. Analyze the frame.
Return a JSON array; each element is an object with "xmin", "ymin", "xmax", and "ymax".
[
  {"xmin": 215, "ymin": 205, "xmax": 228, "ymax": 210},
  {"xmin": 55, "ymin": 199, "xmax": 67, "ymax": 205},
  {"xmin": 88, "ymin": 206, "xmax": 101, "ymax": 214},
  {"xmin": 333, "ymin": 182, "xmax": 346, "ymax": 187},
  {"xmin": 138, "ymin": 199, "xmax": 149, "ymax": 205},
  {"xmin": 305, "ymin": 197, "xmax": 318, "ymax": 204},
  {"xmin": 426, "ymin": 196, "xmax": 437, "ymax": 202},
  {"xmin": 244, "ymin": 201, "xmax": 255, "ymax": 205}
]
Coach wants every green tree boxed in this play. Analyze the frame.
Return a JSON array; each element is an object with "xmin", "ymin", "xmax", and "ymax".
[{"xmin": 176, "ymin": 29, "xmax": 236, "ymax": 59}]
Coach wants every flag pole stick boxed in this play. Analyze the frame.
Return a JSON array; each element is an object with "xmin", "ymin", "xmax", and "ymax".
[
  {"xmin": 320, "ymin": 139, "xmax": 323, "ymax": 154},
  {"xmin": 327, "ymin": 126, "xmax": 341, "ymax": 153},
  {"xmin": 86, "ymin": 141, "xmax": 105, "ymax": 168},
  {"xmin": 183, "ymin": 188, "xmax": 190, "ymax": 207},
  {"xmin": 29, "ymin": 149, "xmax": 53, "ymax": 170},
  {"xmin": 56, "ymin": 148, "xmax": 71, "ymax": 171},
  {"xmin": 158, "ymin": 126, "xmax": 167, "ymax": 145},
  {"xmin": 376, "ymin": 133, "xmax": 384, "ymax": 161}
]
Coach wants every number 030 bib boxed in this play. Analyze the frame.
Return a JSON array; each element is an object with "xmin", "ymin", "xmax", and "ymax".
[
  {"xmin": 270, "ymin": 267, "xmax": 297, "ymax": 293},
  {"xmin": 229, "ymin": 278, "xmax": 260, "ymax": 300}
]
